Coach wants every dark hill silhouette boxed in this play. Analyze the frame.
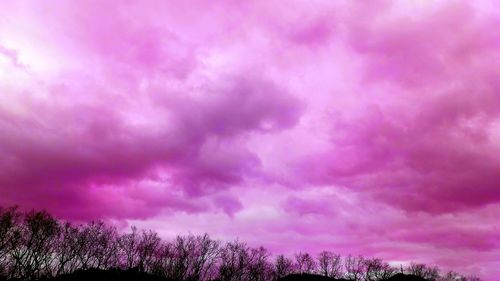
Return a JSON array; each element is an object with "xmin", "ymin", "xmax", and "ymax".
[
  {"xmin": 277, "ymin": 273, "xmax": 349, "ymax": 281},
  {"xmin": 277, "ymin": 273, "xmax": 426, "ymax": 281},
  {"xmin": 34, "ymin": 271, "xmax": 426, "ymax": 281},
  {"xmin": 386, "ymin": 273, "xmax": 426, "ymax": 281},
  {"xmin": 43, "ymin": 268, "xmax": 169, "ymax": 281}
]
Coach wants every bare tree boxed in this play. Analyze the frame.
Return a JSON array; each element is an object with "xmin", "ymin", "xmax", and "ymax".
[
  {"xmin": 407, "ymin": 262, "xmax": 440, "ymax": 281},
  {"xmin": 150, "ymin": 241, "xmax": 176, "ymax": 279},
  {"xmin": 408, "ymin": 262, "xmax": 426, "ymax": 277},
  {"xmin": 247, "ymin": 246, "xmax": 272, "ymax": 281},
  {"xmin": 137, "ymin": 230, "xmax": 161, "ymax": 273},
  {"xmin": 153, "ymin": 234, "xmax": 215, "ymax": 281},
  {"xmin": 440, "ymin": 271, "xmax": 463, "ymax": 281},
  {"xmin": 295, "ymin": 252, "xmax": 316, "ymax": 274},
  {"xmin": 274, "ymin": 254, "xmax": 294, "ymax": 280},
  {"xmin": 218, "ymin": 240, "xmax": 250, "ymax": 281},
  {"xmin": 91, "ymin": 221, "xmax": 119, "ymax": 269},
  {"xmin": 464, "ymin": 276, "xmax": 482, "ymax": 281},
  {"xmin": 53, "ymin": 222, "xmax": 80, "ymax": 275},
  {"xmin": 10, "ymin": 210, "xmax": 60, "ymax": 280},
  {"xmin": 426, "ymin": 267, "xmax": 441, "ymax": 281},
  {"xmin": 172, "ymin": 235, "xmax": 194, "ymax": 280},
  {"xmin": 118, "ymin": 226, "xmax": 141, "ymax": 270},
  {"xmin": 345, "ymin": 255, "xmax": 365, "ymax": 281},
  {"xmin": 437, "ymin": 271, "xmax": 482, "ymax": 281},
  {"xmin": 72, "ymin": 221, "xmax": 118, "ymax": 270},
  {"xmin": 0, "ymin": 207, "xmax": 20, "ymax": 277},
  {"xmin": 0, "ymin": 206, "xmax": 485, "ymax": 281},
  {"xmin": 317, "ymin": 251, "xmax": 343, "ymax": 278},
  {"xmin": 189, "ymin": 234, "xmax": 221, "ymax": 281},
  {"xmin": 363, "ymin": 258, "xmax": 395, "ymax": 281}
]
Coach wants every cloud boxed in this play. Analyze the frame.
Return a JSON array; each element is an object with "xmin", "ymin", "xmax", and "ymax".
[
  {"xmin": 1, "ymin": 1, "xmax": 500, "ymax": 280},
  {"xmin": 293, "ymin": 0, "xmax": 500, "ymax": 214},
  {"xmin": 0, "ymin": 0, "xmax": 303, "ymax": 218}
]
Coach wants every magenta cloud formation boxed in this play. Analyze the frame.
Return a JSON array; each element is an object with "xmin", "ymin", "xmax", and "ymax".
[{"xmin": 1, "ymin": 0, "xmax": 499, "ymax": 280}]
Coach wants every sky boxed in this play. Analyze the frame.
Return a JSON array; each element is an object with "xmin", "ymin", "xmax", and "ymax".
[{"xmin": 0, "ymin": 0, "xmax": 499, "ymax": 279}]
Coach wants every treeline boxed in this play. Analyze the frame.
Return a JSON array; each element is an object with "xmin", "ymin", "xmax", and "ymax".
[{"xmin": 0, "ymin": 206, "xmax": 481, "ymax": 281}]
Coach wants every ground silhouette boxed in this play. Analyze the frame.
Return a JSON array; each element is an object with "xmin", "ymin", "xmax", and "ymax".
[
  {"xmin": 386, "ymin": 273, "xmax": 426, "ymax": 281},
  {"xmin": 277, "ymin": 273, "xmax": 349, "ymax": 281},
  {"xmin": 3, "ymin": 270, "xmax": 430, "ymax": 281},
  {"xmin": 276, "ymin": 273, "xmax": 426, "ymax": 281},
  {"xmin": 30, "ymin": 270, "xmax": 429, "ymax": 281},
  {"xmin": 42, "ymin": 269, "xmax": 168, "ymax": 281}
]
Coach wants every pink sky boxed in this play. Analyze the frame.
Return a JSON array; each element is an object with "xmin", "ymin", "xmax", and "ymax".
[{"xmin": 1, "ymin": 0, "xmax": 499, "ymax": 280}]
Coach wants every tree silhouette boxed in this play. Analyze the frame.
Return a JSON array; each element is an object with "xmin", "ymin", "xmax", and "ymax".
[
  {"xmin": 362, "ymin": 258, "xmax": 394, "ymax": 281},
  {"xmin": 273, "ymin": 255, "xmax": 294, "ymax": 280},
  {"xmin": 54, "ymin": 222, "xmax": 80, "ymax": 275},
  {"xmin": 218, "ymin": 240, "xmax": 249, "ymax": 281},
  {"xmin": 0, "ymin": 206, "xmax": 483, "ymax": 281},
  {"xmin": 10, "ymin": 210, "xmax": 59, "ymax": 280},
  {"xmin": 407, "ymin": 263, "xmax": 440, "ymax": 281},
  {"xmin": 0, "ymin": 207, "xmax": 20, "ymax": 278},
  {"xmin": 344, "ymin": 255, "xmax": 365, "ymax": 281},
  {"xmin": 137, "ymin": 230, "xmax": 161, "ymax": 273},
  {"xmin": 295, "ymin": 252, "xmax": 316, "ymax": 274},
  {"xmin": 317, "ymin": 251, "xmax": 342, "ymax": 278},
  {"xmin": 118, "ymin": 226, "xmax": 141, "ymax": 270},
  {"xmin": 247, "ymin": 247, "xmax": 272, "ymax": 281}
]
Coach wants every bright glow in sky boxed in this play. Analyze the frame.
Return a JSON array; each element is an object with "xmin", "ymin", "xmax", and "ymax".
[{"xmin": 1, "ymin": 1, "xmax": 499, "ymax": 280}]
